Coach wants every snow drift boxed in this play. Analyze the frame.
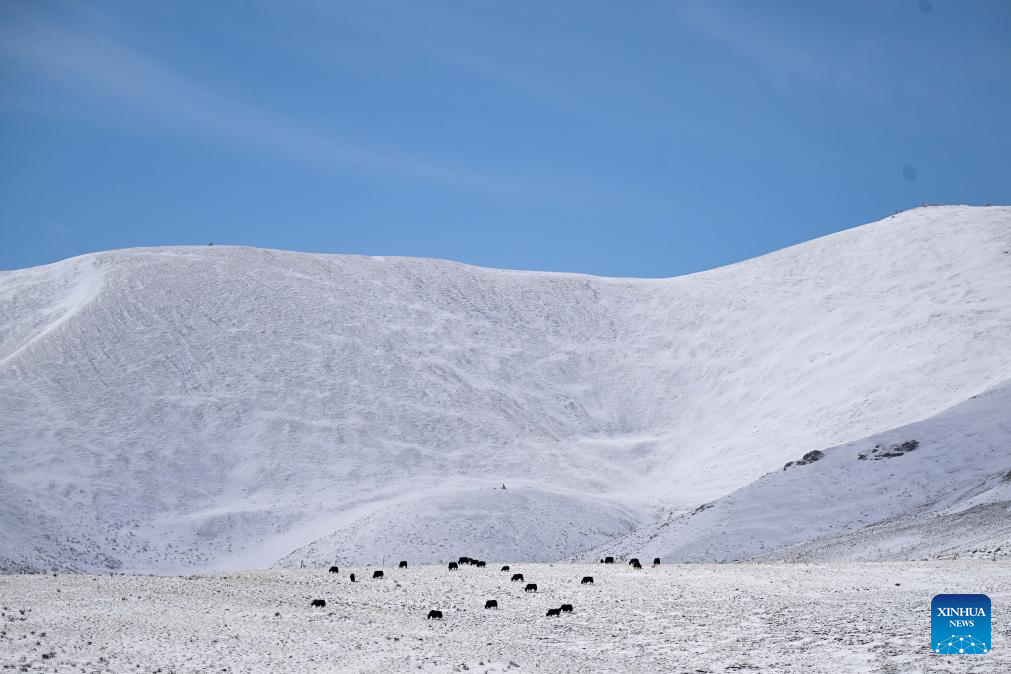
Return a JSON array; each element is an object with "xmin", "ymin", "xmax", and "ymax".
[{"xmin": 1, "ymin": 205, "xmax": 1009, "ymax": 572}]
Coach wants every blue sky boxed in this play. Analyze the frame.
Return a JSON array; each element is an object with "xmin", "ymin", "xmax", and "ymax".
[{"xmin": 1, "ymin": 1, "xmax": 1009, "ymax": 277}]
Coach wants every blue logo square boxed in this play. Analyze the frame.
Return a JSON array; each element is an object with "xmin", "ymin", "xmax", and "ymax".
[{"xmin": 932, "ymin": 594, "xmax": 991, "ymax": 655}]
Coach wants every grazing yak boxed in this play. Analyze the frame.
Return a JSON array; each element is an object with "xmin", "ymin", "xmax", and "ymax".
[
  {"xmin": 628, "ymin": 558, "xmax": 640, "ymax": 566},
  {"xmin": 653, "ymin": 557, "xmax": 661, "ymax": 567},
  {"xmin": 350, "ymin": 573, "xmax": 356, "ymax": 582},
  {"xmin": 604, "ymin": 556, "xmax": 614, "ymax": 564},
  {"xmin": 427, "ymin": 610, "xmax": 443, "ymax": 620},
  {"xmin": 399, "ymin": 561, "xmax": 408, "ymax": 568},
  {"xmin": 560, "ymin": 604, "xmax": 573, "ymax": 613},
  {"xmin": 310, "ymin": 599, "xmax": 326, "ymax": 608},
  {"xmin": 484, "ymin": 599, "xmax": 498, "ymax": 609},
  {"xmin": 458, "ymin": 556, "xmax": 471, "ymax": 565},
  {"xmin": 448, "ymin": 562, "xmax": 459, "ymax": 571},
  {"xmin": 511, "ymin": 573, "xmax": 524, "ymax": 582},
  {"xmin": 546, "ymin": 607, "xmax": 561, "ymax": 617},
  {"xmin": 476, "ymin": 560, "xmax": 486, "ymax": 568},
  {"xmin": 373, "ymin": 570, "xmax": 384, "ymax": 579},
  {"xmin": 524, "ymin": 583, "xmax": 538, "ymax": 592},
  {"xmin": 581, "ymin": 576, "xmax": 594, "ymax": 585},
  {"xmin": 632, "ymin": 561, "xmax": 642, "ymax": 569},
  {"xmin": 328, "ymin": 566, "xmax": 339, "ymax": 573},
  {"xmin": 501, "ymin": 565, "xmax": 510, "ymax": 572}
]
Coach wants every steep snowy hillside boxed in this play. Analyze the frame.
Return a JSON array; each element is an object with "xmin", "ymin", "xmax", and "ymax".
[
  {"xmin": 587, "ymin": 380, "xmax": 1011, "ymax": 563},
  {"xmin": 1, "ymin": 206, "xmax": 1009, "ymax": 572}
]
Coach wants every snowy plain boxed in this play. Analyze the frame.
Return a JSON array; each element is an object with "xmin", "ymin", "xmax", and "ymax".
[
  {"xmin": 2, "ymin": 562, "xmax": 1009, "ymax": 673},
  {"xmin": 1, "ymin": 205, "xmax": 1010, "ymax": 572}
]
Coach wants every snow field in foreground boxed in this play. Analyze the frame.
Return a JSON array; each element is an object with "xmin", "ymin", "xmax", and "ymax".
[{"xmin": 2, "ymin": 562, "xmax": 1009, "ymax": 673}]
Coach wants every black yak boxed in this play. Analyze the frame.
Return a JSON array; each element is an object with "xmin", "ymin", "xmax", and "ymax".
[
  {"xmin": 485, "ymin": 599, "xmax": 498, "ymax": 609},
  {"xmin": 653, "ymin": 557, "xmax": 661, "ymax": 567},
  {"xmin": 581, "ymin": 576, "xmax": 594, "ymax": 584},
  {"xmin": 604, "ymin": 556, "xmax": 614, "ymax": 564},
  {"xmin": 328, "ymin": 566, "xmax": 339, "ymax": 573},
  {"xmin": 427, "ymin": 610, "xmax": 443, "ymax": 620},
  {"xmin": 310, "ymin": 599, "xmax": 326, "ymax": 608},
  {"xmin": 560, "ymin": 604, "xmax": 573, "ymax": 613},
  {"xmin": 546, "ymin": 607, "xmax": 560, "ymax": 617},
  {"xmin": 632, "ymin": 561, "xmax": 642, "ymax": 569},
  {"xmin": 501, "ymin": 565, "xmax": 510, "ymax": 572},
  {"xmin": 399, "ymin": 561, "xmax": 408, "ymax": 568},
  {"xmin": 476, "ymin": 560, "xmax": 486, "ymax": 568},
  {"xmin": 458, "ymin": 556, "xmax": 471, "ymax": 564},
  {"xmin": 628, "ymin": 558, "xmax": 640, "ymax": 566},
  {"xmin": 448, "ymin": 562, "xmax": 459, "ymax": 571},
  {"xmin": 350, "ymin": 573, "xmax": 356, "ymax": 582},
  {"xmin": 373, "ymin": 570, "xmax": 384, "ymax": 579},
  {"xmin": 524, "ymin": 583, "xmax": 538, "ymax": 592},
  {"xmin": 511, "ymin": 573, "xmax": 524, "ymax": 582}
]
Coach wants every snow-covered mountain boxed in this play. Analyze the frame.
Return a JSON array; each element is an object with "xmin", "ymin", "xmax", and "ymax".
[{"xmin": 1, "ymin": 205, "xmax": 1009, "ymax": 573}]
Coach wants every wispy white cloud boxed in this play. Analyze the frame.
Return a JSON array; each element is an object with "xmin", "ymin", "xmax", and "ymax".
[
  {"xmin": 0, "ymin": 18, "xmax": 512, "ymax": 190},
  {"xmin": 674, "ymin": 2, "xmax": 881, "ymax": 99},
  {"xmin": 292, "ymin": 0, "xmax": 570, "ymax": 107}
]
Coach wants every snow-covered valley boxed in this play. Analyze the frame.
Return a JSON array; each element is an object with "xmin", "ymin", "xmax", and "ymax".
[{"xmin": 1, "ymin": 205, "xmax": 1010, "ymax": 572}]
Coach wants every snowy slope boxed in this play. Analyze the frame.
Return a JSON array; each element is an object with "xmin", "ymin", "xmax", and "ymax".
[
  {"xmin": 587, "ymin": 380, "xmax": 1011, "ymax": 563},
  {"xmin": 1, "ymin": 205, "xmax": 1010, "ymax": 572}
]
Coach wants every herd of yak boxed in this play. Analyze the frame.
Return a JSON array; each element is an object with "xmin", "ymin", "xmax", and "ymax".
[{"xmin": 309, "ymin": 555, "xmax": 662, "ymax": 619}]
